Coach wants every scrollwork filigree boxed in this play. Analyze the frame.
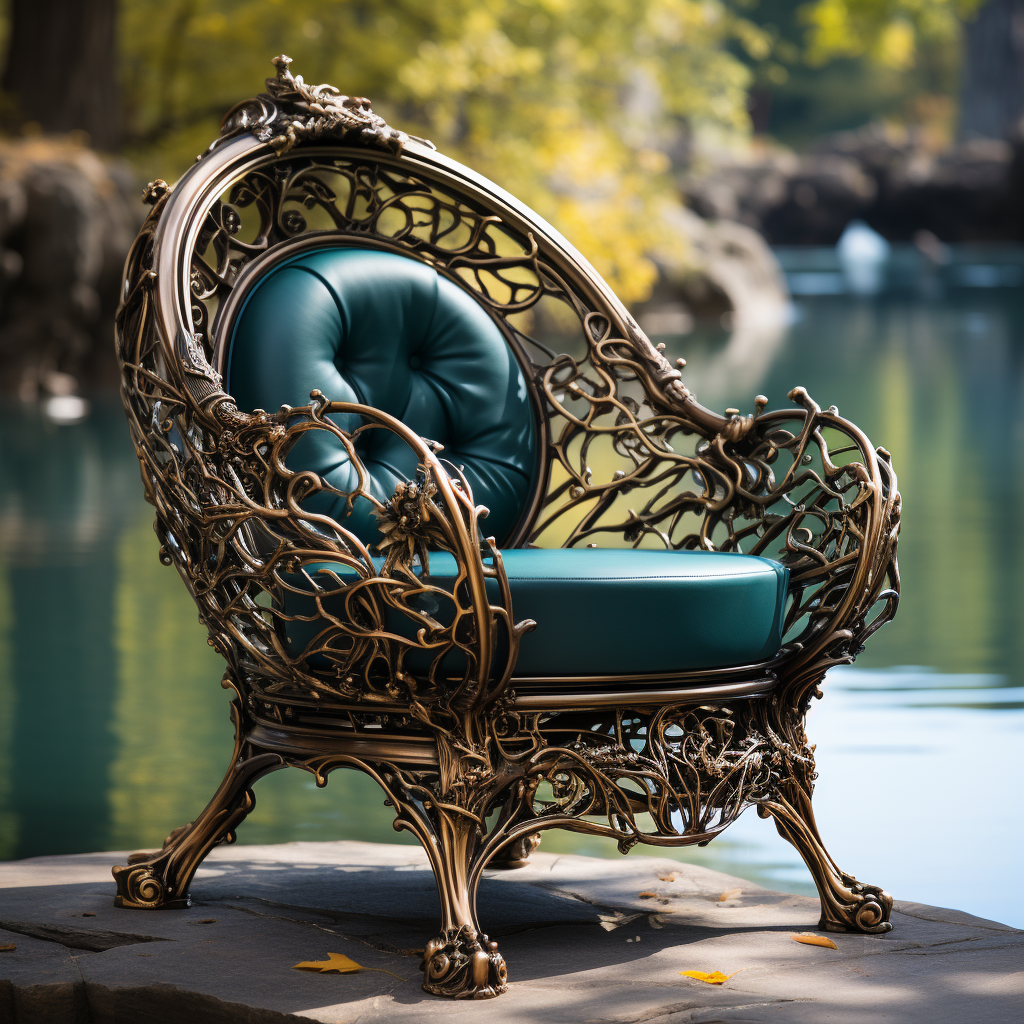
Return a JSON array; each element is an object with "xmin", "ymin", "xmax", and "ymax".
[
  {"xmin": 422, "ymin": 926, "xmax": 507, "ymax": 1000},
  {"xmin": 112, "ymin": 56, "xmax": 900, "ymax": 996},
  {"xmin": 219, "ymin": 54, "xmax": 430, "ymax": 157}
]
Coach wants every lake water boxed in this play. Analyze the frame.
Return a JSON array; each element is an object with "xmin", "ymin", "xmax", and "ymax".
[{"xmin": 1, "ymin": 246, "xmax": 1022, "ymax": 929}]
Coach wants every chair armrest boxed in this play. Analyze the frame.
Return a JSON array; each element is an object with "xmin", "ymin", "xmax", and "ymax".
[
  {"xmin": 535, "ymin": 367, "xmax": 900, "ymax": 703},
  {"xmin": 706, "ymin": 388, "xmax": 900, "ymax": 702},
  {"xmin": 149, "ymin": 390, "xmax": 529, "ymax": 712},
  {"xmin": 599, "ymin": 325, "xmax": 900, "ymax": 694}
]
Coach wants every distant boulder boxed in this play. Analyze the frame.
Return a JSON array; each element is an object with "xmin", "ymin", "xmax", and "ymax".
[
  {"xmin": 683, "ymin": 123, "xmax": 1024, "ymax": 245},
  {"xmin": 761, "ymin": 154, "xmax": 877, "ymax": 245},
  {"xmin": 0, "ymin": 134, "xmax": 139, "ymax": 399},
  {"xmin": 638, "ymin": 205, "xmax": 789, "ymax": 328}
]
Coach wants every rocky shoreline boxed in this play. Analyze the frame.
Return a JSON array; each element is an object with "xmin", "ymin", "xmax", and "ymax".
[
  {"xmin": 684, "ymin": 123, "xmax": 1024, "ymax": 247},
  {"xmin": 0, "ymin": 840, "xmax": 1020, "ymax": 1023}
]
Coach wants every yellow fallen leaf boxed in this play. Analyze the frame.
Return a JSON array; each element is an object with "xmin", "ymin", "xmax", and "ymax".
[
  {"xmin": 598, "ymin": 912, "xmax": 643, "ymax": 932},
  {"xmin": 792, "ymin": 933, "xmax": 838, "ymax": 949},
  {"xmin": 293, "ymin": 952, "xmax": 405, "ymax": 980},
  {"xmin": 638, "ymin": 890, "xmax": 659, "ymax": 899},
  {"xmin": 294, "ymin": 952, "xmax": 364, "ymax": 973},
  {"xmin": 718, "ymin": 888, "xmax": 742, "ymax": 902},
  {"xmin": 657, "ymin": 871, "xmax": 680, "ymax": 882},
  {"xmin": 0, "ymin": 943, "xmax": 15, "ymax": 952},
  {"xmin": 680, "ymin": 970, "xmax": 737, "ymax": 985}
]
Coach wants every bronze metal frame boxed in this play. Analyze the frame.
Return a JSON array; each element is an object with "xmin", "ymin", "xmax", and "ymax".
[{"xmin": 112, "ymin": 57, "xmax": 901, "ymax": 999}]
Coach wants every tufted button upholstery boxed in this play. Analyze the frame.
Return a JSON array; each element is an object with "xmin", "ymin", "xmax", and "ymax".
[{"xmin": 226, "ymin": 247, "xmax": 537, "ymax": 544}]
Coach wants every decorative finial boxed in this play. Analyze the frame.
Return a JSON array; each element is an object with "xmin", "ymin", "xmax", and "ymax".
[{"xmin": 219, "ymin": 55, "xmax": 434, "ymax": 156}]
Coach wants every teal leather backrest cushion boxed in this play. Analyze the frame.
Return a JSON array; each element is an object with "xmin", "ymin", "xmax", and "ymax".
[{"xmin": 226, "ymin": 247, "xmax": 537, "ymax": 543}]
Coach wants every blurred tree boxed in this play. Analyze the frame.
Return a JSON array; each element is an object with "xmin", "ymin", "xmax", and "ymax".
[
  {"xmin": 729, "ymin": 0, "xmax": 979, "ymax": 146},
  {"xmin": 1, "ymin": 0, "xmax": 121, "ymax": 150},
  {"xmin": 119, "ymin": 0, "xmax": 762, "ymax": 302},
  {"xmin": 959, "ymin": 0, "xmax": 1024, "ymax": 138},
  {"xmin": 796, "ymin": 0, "xmax": 1024, "ymax": 141},
  {"xmin": 799, "ymin": 0, "xmax": 980, "ymax": 70}
]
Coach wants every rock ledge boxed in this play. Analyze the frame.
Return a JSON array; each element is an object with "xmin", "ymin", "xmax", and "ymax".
[{"xmin": 0, "ymin": 840, "xmax": 1020, "ymax": 1023}]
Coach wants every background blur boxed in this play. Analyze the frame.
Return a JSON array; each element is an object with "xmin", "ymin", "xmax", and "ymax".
[{"xmin": 1, "ymin": 0, "xmax": 1022, "ymax": 928}]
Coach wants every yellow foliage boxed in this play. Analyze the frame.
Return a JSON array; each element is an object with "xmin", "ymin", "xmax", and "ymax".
[
  {"xmin": 120, "ymin": 0, "xmax": 757, "ymax": 303},
  {"xmin": 801, "ymin": 0, "xmax": 981, "ymax": 70},
  {"xmin": 875, "ymin": 18, "xmax": 916, "ymax": 69}
]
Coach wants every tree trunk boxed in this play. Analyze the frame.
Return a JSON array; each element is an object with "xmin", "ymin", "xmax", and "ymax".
[
  {"xmin": 1, "ymin": 0, "xmax": 120, "ymax": 151},
  {"xmin": 959, "ymin": 0, "xmax": 1024, "ymax": 140}
]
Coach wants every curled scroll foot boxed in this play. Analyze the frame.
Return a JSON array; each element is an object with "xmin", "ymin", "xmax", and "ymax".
[
  {"xmin": 421, "ymin": 926, "xmax": 507, "ymax": 999},
  {"xmin": 111, "ymin": 751, "xmax": 282, "ymax": 910},
  {"xmin": 818, "ymin": 874, "xmax": 894, "ymax": 935},
  {"xmin": 760, "ymin": 793, "xmax": 894, "ymax": 936}
]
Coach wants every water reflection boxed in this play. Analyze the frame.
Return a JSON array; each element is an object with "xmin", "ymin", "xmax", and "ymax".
[
  {"xmin": 1, "ymin": 272, "xmax": 1022, "ymax": 927},
  {"xmin": 0, "ymin": 403, "xmax": 140, "ymax": 859},
  {"xmin": 671, "ymin": 287, "xmax": 1024, "ymax": 688}
]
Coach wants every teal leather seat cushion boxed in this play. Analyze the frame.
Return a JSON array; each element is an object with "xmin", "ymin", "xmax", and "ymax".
[
  {"xmin": 226, "ymin": 247, "xmax": 536, "ymax": 544},
  {"xmin": 282, "ymin": 548, "xmax": 788, "ymax": 677}
]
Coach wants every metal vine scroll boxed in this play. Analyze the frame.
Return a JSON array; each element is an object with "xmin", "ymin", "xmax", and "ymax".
[{"xmin": 113, "ymin": 55, "xmax": 901, "ymax": 1001}]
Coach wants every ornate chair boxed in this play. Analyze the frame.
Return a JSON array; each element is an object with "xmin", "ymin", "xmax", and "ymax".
[{"xmin": 113, "ymin": 57, "xmax": 901, "ymax": 999}]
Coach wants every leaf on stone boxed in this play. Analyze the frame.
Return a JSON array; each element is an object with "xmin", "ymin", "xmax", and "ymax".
[
  {"xmin": 598, "ymin": 911, "xmax": 643, "ymax": 932},
  {"xmin": 638, "ymin": 890, "xmax": 659, "ymax": 899},
  {"xmin": 0, "ymin": 943, "xmax": 15, "ymax": 952},
  {"xmin": 718, "ymin": 888, "xmax": 742, "ymax": 902},
  {"xmin": 657, "ymin": 870, "xmax": 680, "ymax": 882},
  {"xmin": 792, "ymin": 933, "xmax": 838, "ymax": 949},
  {"xmin": 680, "ymin": 970, "xmax": 737, "ymax": 984},
  {"xmin": 294, "ymin": 952, "xmax": 363, "ymax": 973},
  {"xmin": 293, "ymin": 952, "xmax": 404, "ymax": 980}
]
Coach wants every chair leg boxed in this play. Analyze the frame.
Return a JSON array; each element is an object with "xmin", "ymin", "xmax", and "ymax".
[
  {"xmin": 486, "ymin": 833, "xmax": 540, "ymax": 870},
  {"xmin": 417, "ymin": 815, "xmax": 507, "ymax": 998},
  {"xmin": 759, "ymin": 779, "xmax": 893, "ymax": 934},
  {"xmin": 112, "ymin": 751, "xmax": 283, "ymax": 909}
]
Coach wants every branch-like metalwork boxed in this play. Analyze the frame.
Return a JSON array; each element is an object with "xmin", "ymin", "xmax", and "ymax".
[{"xmin": 113, "ymin": 55, "xmax": 901, "ymax": 998}]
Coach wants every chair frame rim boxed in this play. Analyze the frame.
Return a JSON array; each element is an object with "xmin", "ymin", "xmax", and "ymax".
[
  {"xmin": 111, "ymin": 55, "xmax": 902, "ymax": 1000},
  {"xmin": 144, "ymin": 133, "xmax": 839, "ymax": 699}
]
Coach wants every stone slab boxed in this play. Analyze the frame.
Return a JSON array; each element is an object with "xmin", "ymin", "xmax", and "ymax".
[{"xmin": 0, "ymin": 840, "xmax": 1021, "ymax": 1023}]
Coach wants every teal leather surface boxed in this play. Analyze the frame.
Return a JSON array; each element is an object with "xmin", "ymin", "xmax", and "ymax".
[
  {"xmin": 226, "ymin": 247, "xmax": 536, "ymax": 544},
  {"xmin": 282, "ymin": 548, "xmax": 789, "ymax": 677}
]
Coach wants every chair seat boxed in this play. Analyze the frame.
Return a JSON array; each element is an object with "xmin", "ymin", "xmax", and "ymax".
[{"xmin": 284, "ymin": 548, "xmax": 788, "ymax": 679}]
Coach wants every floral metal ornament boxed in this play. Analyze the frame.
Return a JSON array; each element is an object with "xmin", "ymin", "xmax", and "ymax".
[
  {"xmin": 112, "ymin": 56, "xmax": 901, "ymax": 999},
  {"xmin": 374, "ymin": 468, "xmax": 449, "ymax": 574}
]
